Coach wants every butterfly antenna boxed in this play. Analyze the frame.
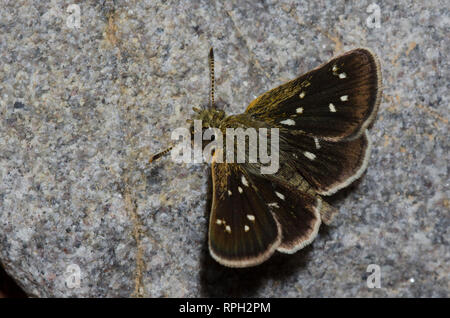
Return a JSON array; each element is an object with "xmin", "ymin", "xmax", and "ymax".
[
  {"xmin": 149, "ymin": 146, "xmax": 173, "ymax": 164},
  {"xmin": 209, "ymin": 47, "xmax": 215, "ymax": 109}
]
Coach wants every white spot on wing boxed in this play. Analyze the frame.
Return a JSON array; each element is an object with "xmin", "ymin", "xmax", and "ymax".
[
  {"xmin": 246, "ymin": 214, "xmax": 255, "ymax": 222},
  {"xmin": 275, "ymin": 191, "xmax": 285, "ymax": 200},
  {"xmin": 227, "ymin": 190, "xmax": 232, "ymax": 196},
  {"xmin": 241, "ymin": 175, "xmax": 249, "ymax": 187},
  {"xmin": 304, "ymin": 151, "xmax": 316, "ymax": 160},
  {"xmin": 238, "ymin": 186, "xmax": 243, "ymax": 194},
  {"xmin": 299, "ymin": 91, "xmax": 305, "ymax": 99},
  {"xmin": 280, "ymin": 119, "xmax": 295, "ymax": 126},
  {"xmin": 332, "ymin": 64, "xmax": 338, "ymax": 72},
  {"xmin": 340, "ymin": 95, "xmax": 348, "ymax": 101},
  {"xmin": 314, "ymin": 137, "xmax": 321, "ymax": 149},
  {"xmin": 216, "ymin": 219, "xmax": 222, "ymax": 225},
  {"xmin": 268, "ymin": 202, "xmax": 280, "ymax": 209},
  {"xmin": 296, "ymin": 107, "xmax": 303, "ymax": 114},
  {"xmin": 339, "ymin": 72, "xmax": 347, "ymax": 79},
  {"xmin": 244, "ymin": 225, "xmax": 250, "ymax": 232},
  {"xmin": 225, "ymin": 225, "xmax": 231, "ymax": 233},
  {"xmin": 329, "ymin": 103, "xmax": 337, "ymax": 112}
]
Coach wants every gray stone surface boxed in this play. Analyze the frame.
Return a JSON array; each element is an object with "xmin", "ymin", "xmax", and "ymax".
[{"xmin": 0, "ymin": 0, "xmax": 448, "ymax": 297}]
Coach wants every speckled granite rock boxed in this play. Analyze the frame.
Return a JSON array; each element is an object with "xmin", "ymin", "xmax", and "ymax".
[{"xmin": 0, "ymin": 0, "xmax": 448, "ymax": 297}]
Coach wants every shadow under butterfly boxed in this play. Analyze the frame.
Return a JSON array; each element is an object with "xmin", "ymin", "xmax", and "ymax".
[{"xmin": 150, "ymin": 47, "xmax": 382, "ymax": 268}]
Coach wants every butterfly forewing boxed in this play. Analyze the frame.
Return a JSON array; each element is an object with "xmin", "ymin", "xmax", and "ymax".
[
  {"xmin": 245, "ymin": 48, "xmax": 381, "ymax": 141},
  {"xmin": 209, "ymin": 160, "xmax": 281, "ymax": 268}
]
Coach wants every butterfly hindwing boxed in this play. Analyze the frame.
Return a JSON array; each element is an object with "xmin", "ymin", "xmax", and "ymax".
[
  {"xmin": 245, "ymin": 48, "xmax": 381, "ymax": 141},
  {"xmin": 209, "ymin": 159, "xmax": 325, "ymax": 266},
  {"xmin": 244, "ymin": 173, "xmax": 322, "ymax": 253},
  {"xmin": 279, "ymin": 129, "xmax": 372, "ymax": 196}
]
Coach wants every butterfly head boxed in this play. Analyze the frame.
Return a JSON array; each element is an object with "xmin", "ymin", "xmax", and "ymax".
[{"xmin": 190, "ymin": 107, "xmax": 226, "ymax": 129}]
